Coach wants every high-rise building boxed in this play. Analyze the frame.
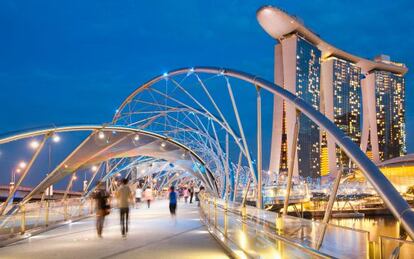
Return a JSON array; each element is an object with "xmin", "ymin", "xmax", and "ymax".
[
  {"xmin": 322, "ymin": 57, "xmax": 362, "ymax": 173},
  {"xmin": 295, "ymin": 36, "xmax": 321, "ymax": 178},
  {"xmin": 259, "ymin": 6, "xmax": 407, "ymax": 178},
  {"xmin": 371, "ymin": 70, "xmax": 406, "ymax": 160},
  {"xmin": 269, "ymin": 33, "xmax": 321, "ymax": 178}
]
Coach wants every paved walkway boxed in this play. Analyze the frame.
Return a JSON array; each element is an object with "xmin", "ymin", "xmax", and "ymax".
[{"xmin": 0, "ymin": 200, "xmax": 229, "ymax": 259}]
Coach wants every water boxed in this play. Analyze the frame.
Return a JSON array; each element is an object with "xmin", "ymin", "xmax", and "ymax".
[{"xmin": 330, "ymin": 215, "xmax": 404, "ymax": 241}]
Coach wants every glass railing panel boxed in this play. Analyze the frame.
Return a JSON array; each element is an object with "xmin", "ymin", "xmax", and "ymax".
[{"xmin": 380, "ymin": 235, "xmax": 414, "ymax": 259}]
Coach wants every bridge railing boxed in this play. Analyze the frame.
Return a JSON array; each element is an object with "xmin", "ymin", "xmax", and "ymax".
[
  {"xmin": 199, "ymin": 193, "xmax": 374, "ymax": 258},
  {"xmin": 0, "ymin": 198, "xmax": 94, "ymax": 245},
  {"xmin": 199, "ymin": 193, "xmax": 334, "ymax": 258},
  {"xmin": 379, "ymin": 235, "xmax": 414, "ymax": 259}
]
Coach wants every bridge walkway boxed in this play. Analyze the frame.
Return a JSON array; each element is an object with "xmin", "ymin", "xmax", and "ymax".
[{"xmin": 0, "ymin": 200, "xmax": 229, "ymax": 259}]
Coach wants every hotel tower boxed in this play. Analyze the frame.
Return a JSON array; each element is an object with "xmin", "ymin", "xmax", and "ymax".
[{"xmin": 257, "ymin": 6, "xmax": 407, "ymax": 178}]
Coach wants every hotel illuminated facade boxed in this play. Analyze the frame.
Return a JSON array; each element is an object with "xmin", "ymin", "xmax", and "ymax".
[{"xmin": 258, "ymin": 6, "xmax": 407, "ymax": 178}]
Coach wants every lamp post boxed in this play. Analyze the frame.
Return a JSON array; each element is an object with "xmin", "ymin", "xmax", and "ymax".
[{"xmin": 10, "ymin": 162, "xmax": 26, "ymax": 190}]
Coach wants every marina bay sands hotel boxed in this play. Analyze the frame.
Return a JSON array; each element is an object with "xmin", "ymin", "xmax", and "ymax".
[{"xmin": 257, "ymin": 7, "xmax": 407, "ymax": 178}]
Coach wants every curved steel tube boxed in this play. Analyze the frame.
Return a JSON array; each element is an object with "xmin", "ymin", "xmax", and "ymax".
[
  {"xmin": 0, "ymin": 125, "xmax": 220, "ymax": 198},
  {"xmin": 114, "ymin": 66, "xmax": 414, "ymax": 239}
]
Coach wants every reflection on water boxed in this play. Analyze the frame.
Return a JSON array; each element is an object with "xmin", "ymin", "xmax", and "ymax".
[{"xmin": 329, "ymin": 215, "xmax": 403, "ymax": 241}]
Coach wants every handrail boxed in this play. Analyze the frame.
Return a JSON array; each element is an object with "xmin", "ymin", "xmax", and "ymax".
[
  {"xmin": 0, "ymin": 198, "xmax": 94, "ymax": 246},
  {"xmin": 199, "ymin": 194, "xmax": 332, "ymax": 258}
]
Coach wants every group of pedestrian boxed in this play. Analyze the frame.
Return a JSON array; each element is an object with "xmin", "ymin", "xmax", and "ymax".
[{"xmin": 92, "ymin": 178, "xmax": 202, "ymax": 238}]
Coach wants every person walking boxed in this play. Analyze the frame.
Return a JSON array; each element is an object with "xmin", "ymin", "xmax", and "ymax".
[
  {"xmin": 169, "ymin": 186, "xmax": 177, "ymax": 218},
  {"xmin": 189, "ymin": 185, "xmax": 194, "ymax": 204},
  {"xmin": 116, "ymin": 178, "xmax": 132, "ymax": 238},
  {"xmin": 183, "ymin": 187, "xmax": 189, "ymax": 203},
  {"xmin": 135, "ymin": 185, "xmax": 143, "ymax": 208},
  {"xmin": 144, "ymin": 186, "xmax": 153, "ymax": 208},
  {"xmin": 92, "ymin": 182, "xmax": 110, "ymax": 238},
  {"xmin": 197, "ymin": 186, "xmax": 205, "ymax": 207}
]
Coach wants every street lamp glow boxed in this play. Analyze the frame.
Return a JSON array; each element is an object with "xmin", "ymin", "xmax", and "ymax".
[
  {"xmin": 52, "ymin": 134, "xmax": 61, "ymax": 143},
  {"xmin": 16, "ymin": 168, "xmax": 21, "ymax": 173},
  {"xmin": 161, "ymin": 142, "xmax": 166, "ymax": 148},
  {"xmin": 134, "ymin": 135, "xmax": 140, "ymax": 141},
  {"xmin": 98, "ymin": 131, "xmax": 105, "ymax": 139},
  {"xmin": 19, "ymin": 161, "xmax": 27, "ymax": 169},
  {"xmin": 91, "ymin": 165, "xmax": 98, "ymax": 172},
  {"xmin": 29, "ymin": 140, "xmax": 40, "ymax": 149},
  {"xmin": 72, "ymin": 175, "xmax": 77, "ymax": 180}
]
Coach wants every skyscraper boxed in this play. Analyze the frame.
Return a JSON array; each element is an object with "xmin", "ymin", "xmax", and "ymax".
[
  {"xmin": 269, "ymin": 33, "xmax": 321, "ymax": 178},
  {"xmin": 259, "ymin": 6, "xmax": 407, "ymax": 178},
  {"xmin": 322, "ymin": 57, "xmax": 362, "ymax": 174},
  {"xmin": 371, "ymin": 70, "xmax": 406, "ymax": 160},
  {"xmin": 295, "ymin": 36, "xmax": 321, "ymax": 178}
]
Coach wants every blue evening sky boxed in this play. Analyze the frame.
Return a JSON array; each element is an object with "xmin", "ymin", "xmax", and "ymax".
[{"xmin": 1, "ymin": 0, "xmax": 413, "ymax": 150}]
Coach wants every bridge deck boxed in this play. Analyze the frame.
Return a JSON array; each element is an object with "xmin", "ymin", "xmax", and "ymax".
[{"xmin": 0, "ymin": 200, "xmax": 229, "ymax": 259}]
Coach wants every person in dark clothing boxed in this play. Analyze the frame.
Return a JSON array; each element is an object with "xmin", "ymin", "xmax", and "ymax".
[
  {"xmin": 189, "ymin": 185, "xmax": 194, "ymax": 204},
  {"xmin": 169, "ymin": 186, "xmax": 177, "ymax": 217},
  {"xmin": 92, "ymin": 182, "xmax": 110, "ymax": 237}
]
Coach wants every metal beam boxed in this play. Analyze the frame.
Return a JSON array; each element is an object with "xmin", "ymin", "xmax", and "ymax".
[
  {"xmin": 256, "ymin": 86, "xmax": 263, "ymax": 209},
  {"xmin": 283, "ymin": 111, "xmax": 300, "ymax": 215},
  {"xmin": 113, "ymin": 67, "xmax": 414, "ymax": 239},
  {"xmin": 0, "ymin": 133, "xmax": 50, "ymax": 215}
]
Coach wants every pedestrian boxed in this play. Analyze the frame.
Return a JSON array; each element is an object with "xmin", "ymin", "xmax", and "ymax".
[
  {"xmin": 135, "ymin": 184, "xmax": 143, "ymax": 208},
  {"xmin": 116, "ymin": 178, "xmax": 132, "ymax": 238},
  {"xmin": 169, "ymin": 186, "xmax": 177, "ymax": 218},
  {"xmin": 189, "ymin": 185, "xmax": 194, "ymax": 204},
  {"xmin": 183, "ymin": 187, "xmax": 189, "ymax": 203},
  {"xmin": 92, "ymin": 182, "xmax": 110, "ymax": 238},
  {"xmin": 194, "ymin": 185, "xmax": 200, "ymax": 205},
  {"xmin": 197, "ymin": 186, "xmax": 205, "ymax": 207},
  {"xmin": 144, "ymin": 186, "xmax": 153, "ymax": 208}
]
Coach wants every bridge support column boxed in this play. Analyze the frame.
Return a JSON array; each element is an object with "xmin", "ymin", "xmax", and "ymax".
[
  {"xmin": 283, "ymin": 110, "xmax": 300, "ymax": 215},
  {"xmin": 232, "ymin": 152, "xmax": 242, "ymax": 202},
  {"xmin": 241, "ymin": 205, "xmax": 247, "ymax": 233},
  {"xmin": 316, "ymin": 166, "xmax": 342, "ymax": 249},
  {"xmin": 224, "ymin": 201, "xmax": 228, "ymax": 235},
  {"xmin": 64, "ymin": 200, "xmax": 68, "ymax": 221},
  {"xmin": 20, "ymin": 204, "xmax": 26, "ymax": 234},
  {"xmin": 214, "ymin": 198, "xmax": 217, "ymax": 228},
  {"xmin": 257, "ymin": 86, "xmax": 263, "ymax": 209},
  {"xmin": 45, "ymin": 201, "xmax": 49, "ymax": 226}
]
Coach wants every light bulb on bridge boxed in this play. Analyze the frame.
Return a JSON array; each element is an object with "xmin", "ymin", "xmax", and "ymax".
[
  {"xmin": 29, "ymin": 140, "xmax": 40, "ymax": 149},
  {"xmin": 16, "ymin": 168, "xmax": 21, "ymax": 173},
  {"xmin": 52, "ymin": 134, "xmax": 61, "ymax": 143},
  {"xmin": 98, "ymin": 131, "xmax": 105, "ymax": 139},
  {"xmin": 19, "ymin": 161, "xmax": 27, "ymax": 169},
  {"xmin": 91, "ymin": 165, "xmax": 98, "ymax": 172},
  {"xmin": 161, "ymin": 142, "xmax": 166, "ymax": 148},
  {"xmin": 134, "ymin": 135, "xmax": 140, "ymax": 141}
]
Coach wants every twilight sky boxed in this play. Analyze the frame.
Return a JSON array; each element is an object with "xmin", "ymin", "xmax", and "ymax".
[{"xmin": 1, "ymin": 0, "xmax": 413, "ymax": 151}]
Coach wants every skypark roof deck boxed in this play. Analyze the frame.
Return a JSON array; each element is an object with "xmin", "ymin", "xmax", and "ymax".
[{"xmin": 256, "ymin": 6, "xmax": 408, "ymax": 75}]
